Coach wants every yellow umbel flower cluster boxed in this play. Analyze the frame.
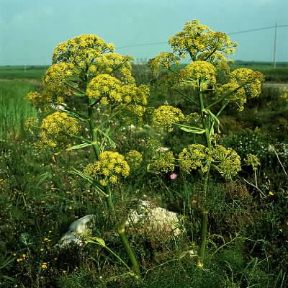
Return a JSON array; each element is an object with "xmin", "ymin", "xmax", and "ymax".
[
  {"xmin": 86, "ymin": 74, "xmax": 122, "ymax": 104},
  {"xmin": 120, "ymin": 84, "xmax": 149, "ymax": 106},
  {"xmin": 149, "ymin": 52, "xmax": 180, "ymax": 74},
  {"xmin": 125, "ymin": 150, "xmax": 143, "ymax": 171},
  {"xmin": 43, "ymin": 63, "xmax": 78, "ymax": 96},
  {"xmin": 180, "ymin": 61, "xmax": 216, "ymax": 86},
  {"xmin": 24, "ymin": 117, "xmax": 39, "ymax": 133},
  {"xmin": 231, "ymin": 68, "xmax": 264, "ymax": 98},
  {"xmin": 152, "ymin": 105, "xmax": 185, "ymax": 130},
  {"xmin": 179, "ymin": 144, "xmax": 241, "ymax": 178},
  {"xmin": 40, "ymin": 112, "xmax": 80, "ymax": 148},
  {"xmin": 27, "ymin": 34, "xmax": 150, "ymax": 117},
  {"xmin": 168, "ymin": 20, "xmax": 236, "ymax": 62},
  {"xmin": 212, "ymin": 145, "xmax": 241, "ymax": 179},
  {"xmin": 148, "ymin": 150, "xmax": 175, "ymax": 173},
  {"xmin": 52, "ymin": 34, "xmax": 114, "ymax": 66},
  {"xmin": 88, "ymin": 53, "xmax": 134, "ymax": 83},
  {"xmin": 84, "ymin": 151, "xmax": 130, "ymax": 186},
  {"xmin": 216, "ymin": 82, "xmax": 246, "ymax": 111},
  {"xmin": 86, "ymin": 74, "xmax": 149, "ymax": 111},
  {"xmin": 245, "ymin": 154, "xmax": 260, "ymax": 171},
  {"xmin": 26, "ymin": 91, "xmax": 52, "ymax": 108},
  {"xmin": 179, "ymin": 144, "xmax": 211, "ymax": 174}
]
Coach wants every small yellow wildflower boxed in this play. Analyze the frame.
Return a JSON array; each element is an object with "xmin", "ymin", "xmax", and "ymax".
[
  {"xmin": 216, "ymin": 82, "xmax": 246, "ymax": 111},
  {"xmin": 40, "ymin": 262, "xmax": 48, "ymax": 270}
]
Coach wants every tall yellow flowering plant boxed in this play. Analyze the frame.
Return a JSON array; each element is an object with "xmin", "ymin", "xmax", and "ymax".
[
  {"xmin": 149, "ymin": 20, "xmax": 264, "ymax": 267},
  {"xmin": 27, "ymin": 34, "xmax": 148, "ymax": 277}
]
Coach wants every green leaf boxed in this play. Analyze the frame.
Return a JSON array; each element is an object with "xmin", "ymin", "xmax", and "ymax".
[
  {"xmin": 66, "ymin": 142, "xmax": 95, "ymax": 151},
  {"xmin": 70, "ymin": 168, "xmax": 93, "ymax": 184},
  {"xmin": 89, "ymin": 237, "xmax": 106, "ymax": 247},
  {"xmin": 205, "ymin": 109, "xmax": 220, "ymax": 125},
  {"xmin": 36, "ymin": 171, "xmax": 52, "ymax": 187},
  {"xmin": 95, "ymin": 128, "xmax": 116, "ymax": 148},
  {"xmin": 176, "ymin": 124, "xmax": 206, "ymax": 134}
]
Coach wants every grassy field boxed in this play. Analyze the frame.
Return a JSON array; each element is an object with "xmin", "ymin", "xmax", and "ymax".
[
  {"xmin": 0, "ymin": 66, "xmax": 48, "ymax": 80},
  {"xmin": 0, "ymin": 80, "xmax": 38, "ymax": 139}
]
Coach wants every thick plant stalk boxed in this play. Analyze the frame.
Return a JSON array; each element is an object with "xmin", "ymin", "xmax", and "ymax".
[
  {"xmin": 106, "ymin": 188, "xmax": 116, "ymax": 220},
  {"xmin": 197, "ymin": 167, "xmax": 210, "ymax": 268},
  {"xmin": 105, "ymin": 188, "xmax": 140, "ymax": 277},
  {"xmin": 118, "ymin": 222, "xmax": 141, "ymax": 277},
  {"xmin": 87, "ymin": 104, "xmax": 99, "ymax": 158},
  {"xmin": 197, "ymin": 209, "xmax": 208, "ymax": 268},
  {"xmin": 197, "ymin": 84, "xmax": 212, "ymax": 267}
]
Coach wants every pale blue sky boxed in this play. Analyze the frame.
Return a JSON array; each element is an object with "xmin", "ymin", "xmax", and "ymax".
[{"xmin": 0, "ymin": 0, "xmax": 287, "ymax": 65}]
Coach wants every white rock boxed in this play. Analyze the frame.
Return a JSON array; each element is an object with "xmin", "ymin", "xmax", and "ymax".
[
  {"xmin": 57, "ymin": 215, "xmax": 96, "ymax": 248},
  {"xmin": 125, "ymin": 200, "xmax": 183, "ymax": 240}
]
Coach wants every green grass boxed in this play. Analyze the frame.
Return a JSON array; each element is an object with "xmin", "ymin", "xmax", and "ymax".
[
  {"xmin": 0, "ymin": 66, "xmax": 48, "ymax": 80},
  {"xmin": 0, "ymin": 80, "xmax": 38, "ymax": 139}
]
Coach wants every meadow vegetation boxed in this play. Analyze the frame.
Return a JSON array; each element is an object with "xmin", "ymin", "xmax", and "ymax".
[{"xmin": 0, "ymin": 20, "xmax": 288, "ymax": 287}]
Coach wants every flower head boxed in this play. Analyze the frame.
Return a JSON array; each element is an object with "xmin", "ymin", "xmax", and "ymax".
[
  {"xmin": 152, "ymin": 105, "xmax": 185, "ymax": 130},
  {"xmin": 179, "ymin": 144, "xmax": 211, "ymax": 174},
  {"xmin": 212, "ymin": 145, "xmax": 241, "ymax": 179},
  {"xmin": 84, "ymin": 151, "xmax": 130, "ymax": 186},
  {"xmin": 245, "ymin": 153, "xmax": 260, "ymax": 171},
  {"xmin": 40, "ymin": 112, "xmax": 80, "ymax": 148},
  {"xmin": 43, "ymin": 63, "xmax": 79, "ymax": 96},
  {"xmin": 168, "ymin": 20, "xmax": 236, "ymax": 62},
  {"xmin": 180, "ymin": 61, "xmax": 216, "ymax": 86},
  {"xmin": 52, "ymin": 34, "xmax": 114, "ymax": 66},
  {"xmin": 149, "ymin": 52, "xmax": 180, "ymax": 75},
  {"xmin": 216, "ymin": 82, "xmax": 246, "ymax": 111},
  {"xmin": 86, "ymin": 74, "xmax": 122, "ymax": 103},
  {"xmin": 26, "ymin": 91, "xmax": 52, "ymax": 108},
  {"xmin": 125, "ymin": 150, "xmax": 143, "ymax": 171},
  {"xmin": 88, "ymin": 53, "xmax": 134, "ymax": 83},
  {"xmin": 86, "ymin": 75, "xmax": 149, "ymax": 110},
  {"xmin": 230, "ymin": 68, "xmax": 264, "ymax": 98},
  {"xmin": 148, "ymin": 150, "xmax": 175, "ymax": 174}
]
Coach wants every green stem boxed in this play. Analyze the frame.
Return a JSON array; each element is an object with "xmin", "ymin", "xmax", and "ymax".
[
  {"xmin": 118, "ymin": 222, "xmax": 141, "ymax": 277},
  {"xmin": 197, "ymin": 209, "xmax": 208, "ymax": 268},
  {"xmin": 106, "ymin": 187, "xmax": 116, "ymax": 219},
  {"xmin": 103, "ymin": 245, "xmax": 131, "ymax": 271},
  {"xmin": 216, "ymin": 102, "xmax": 228, "ymax": 117},
  {"xmin": 197, "ymin": 83, "xmax": 212, "ymax": 267},
  {"xmin": 198, "ymin": 82, "xmax": 211, "ymax": 149},
  {"xmin": 87, "ymin": 105, "xmax": 99, "ymax": 158},
  {"xmin": 254, "ymin": 169, "xmax": 258, "ymax": 189}
]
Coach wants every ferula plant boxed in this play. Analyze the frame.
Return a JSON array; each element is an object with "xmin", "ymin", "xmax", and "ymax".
[
  {"xmin": 149, "ymin": 20, "xmax": 264, "ymax": 267},
  {"xmin": 27, "ymin": 34, "xmax": 149, "ymax": 277}
]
